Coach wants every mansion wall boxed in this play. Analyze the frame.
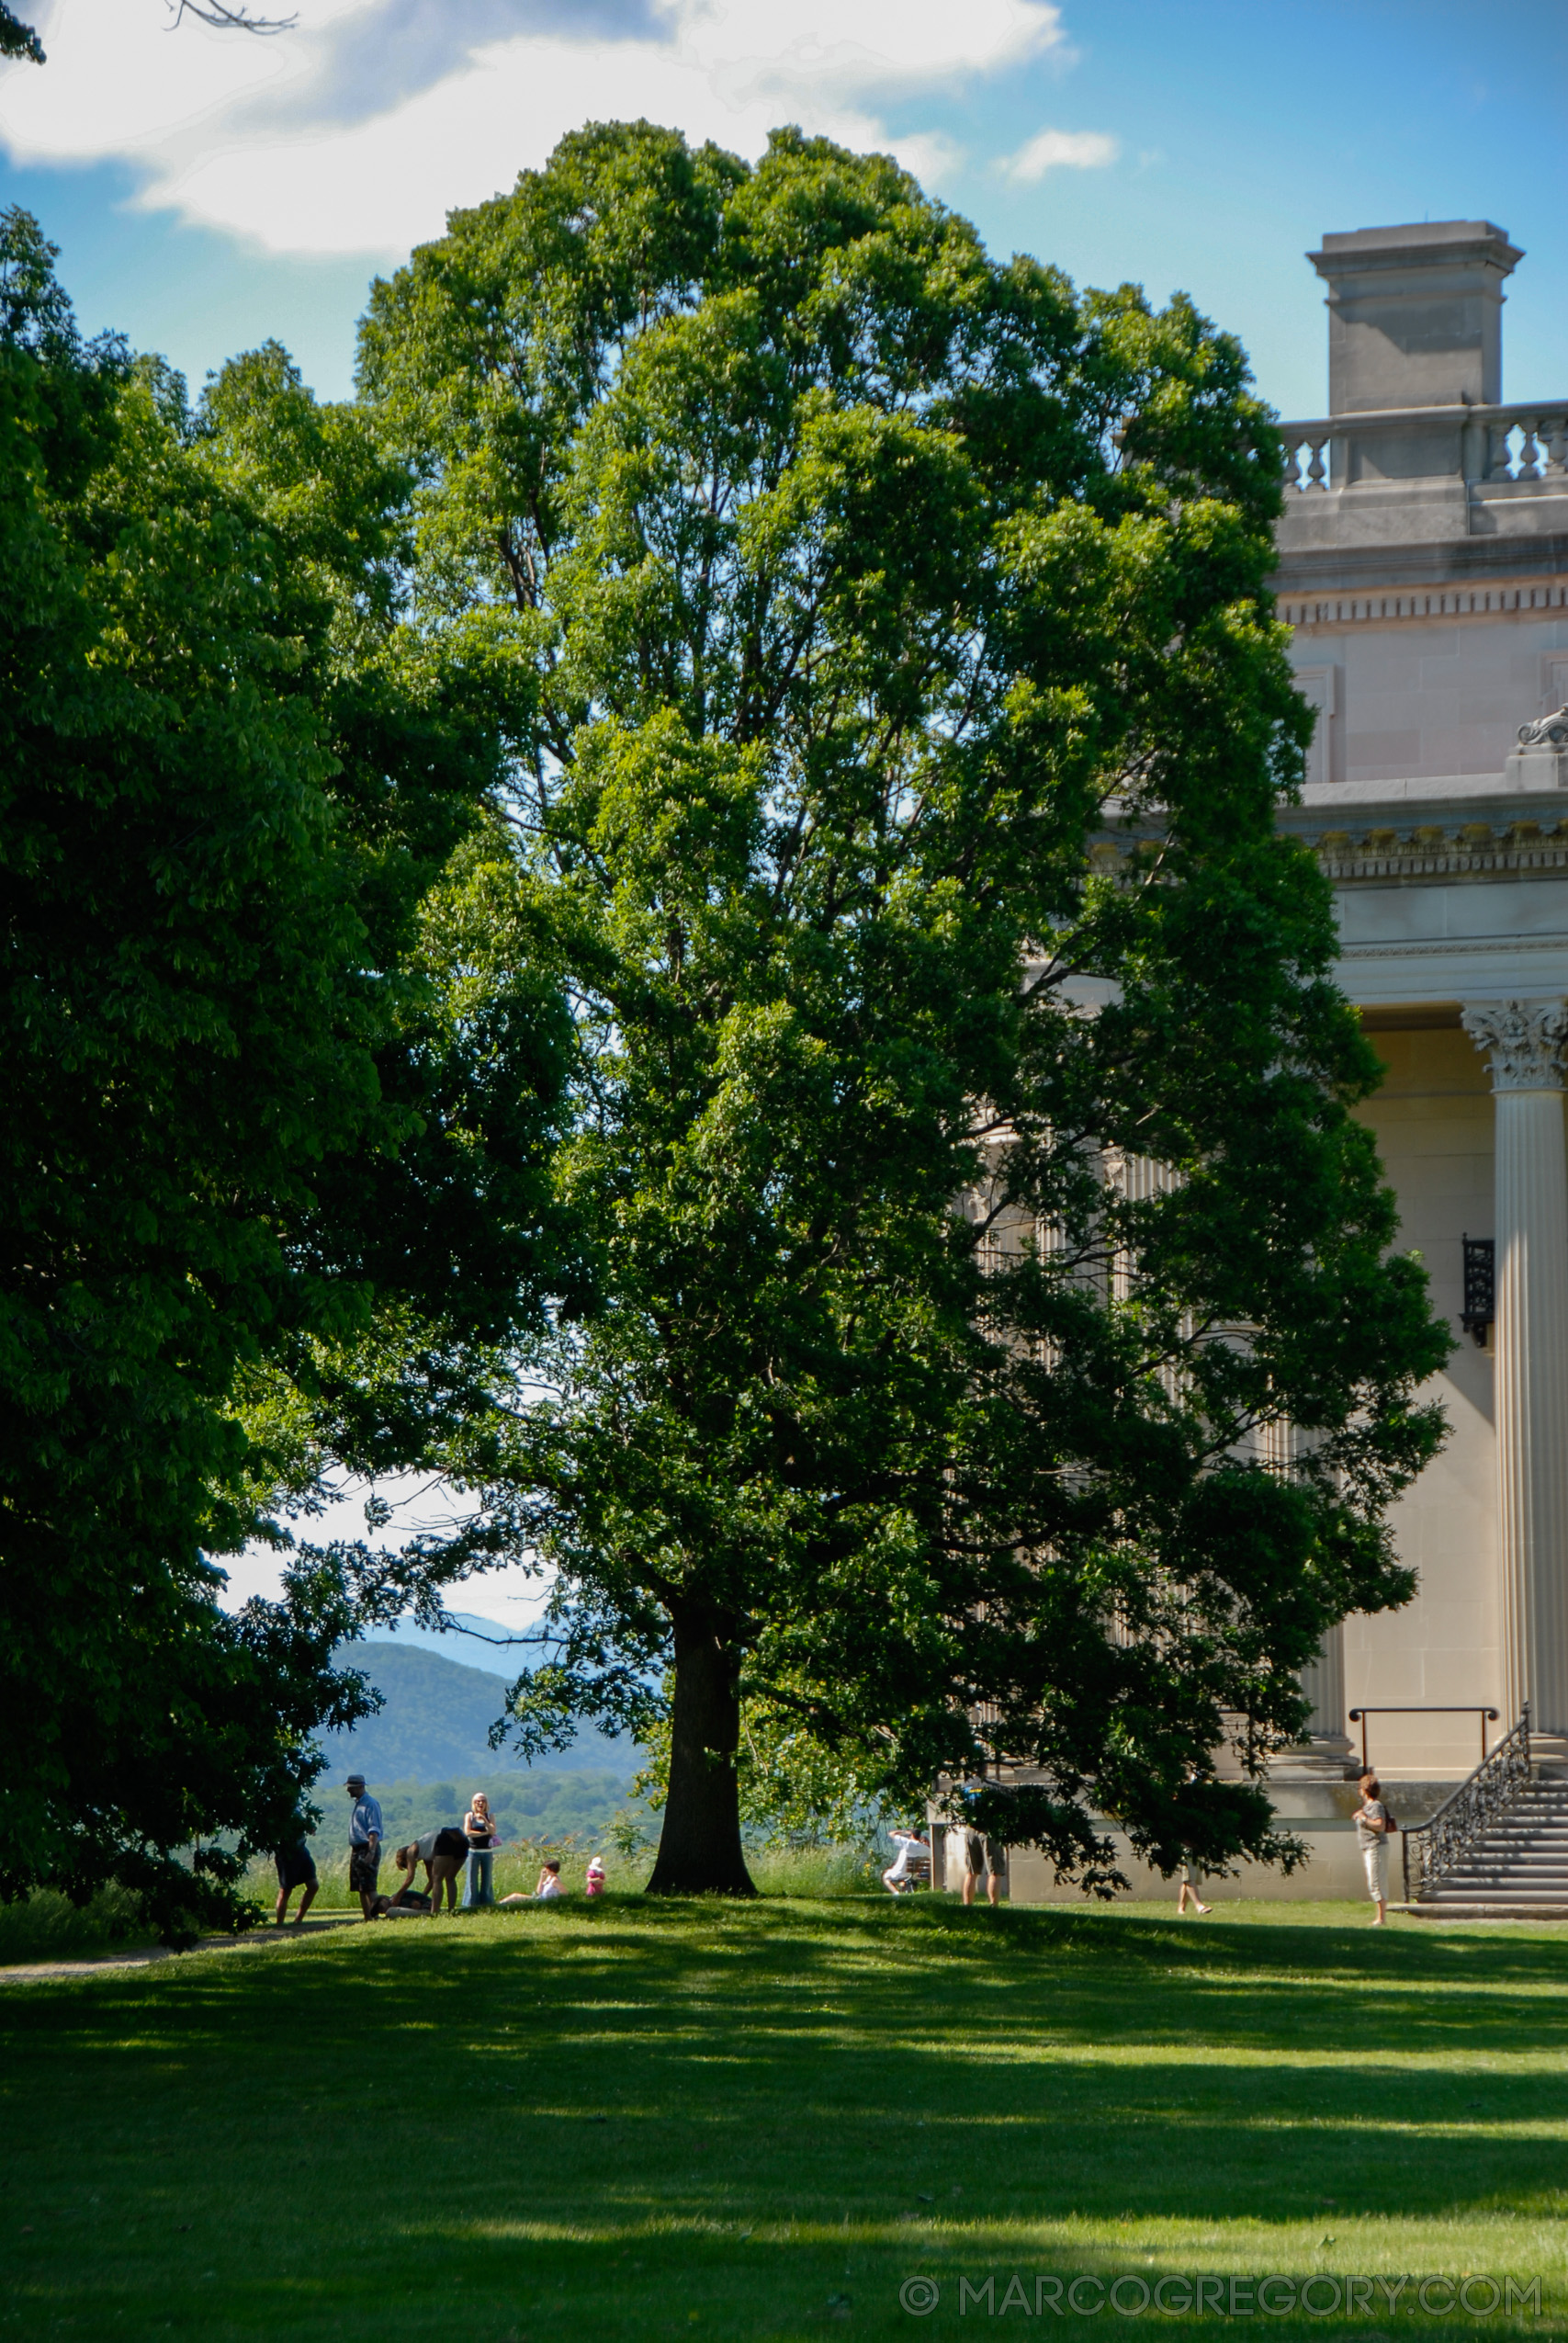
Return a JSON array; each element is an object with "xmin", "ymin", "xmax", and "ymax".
[
  {"xmin": 1276, "ymin": 218, "xmax": 1568, "ymax": 1787},
  {"xmin": 1000, "ymin": 216, "xmax": 1568, "ymax": 1903}
]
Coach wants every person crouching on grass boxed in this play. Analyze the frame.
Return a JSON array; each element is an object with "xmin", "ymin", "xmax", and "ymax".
[
  {"xmin": 383, "ymin": 1841, "xmax": 434, "ymax": 1913},
  {"xmin": 424, "ymin": 1826, "xmax": 472, "ymax": 1914},
  {"xmin": 381, "ymin": 1827, "xmax": 469, "ymax": 1914},
  {"xmin": 274, "ymin": 1839, "xmax": 318, "ymax": 1928},
  {"xmin": 1355, "ymin": 1771, "xmax": 1393, "ymax": 1926}
]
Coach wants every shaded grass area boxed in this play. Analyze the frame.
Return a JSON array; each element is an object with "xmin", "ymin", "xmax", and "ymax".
[{"xmin": 2, "ymin": 1898, "xmax": 1564, "ymax": 2340}]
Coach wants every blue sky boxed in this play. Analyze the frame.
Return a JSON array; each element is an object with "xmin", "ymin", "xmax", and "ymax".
[{"xmin": 0, "ymin": 0, "xmax": 1563, "ymax": 418}]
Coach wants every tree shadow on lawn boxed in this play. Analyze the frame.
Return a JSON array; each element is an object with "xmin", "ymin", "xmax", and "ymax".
[{"xmin": 4, "ymin": 1902, "xmax": 1565, "ymax": 2337}]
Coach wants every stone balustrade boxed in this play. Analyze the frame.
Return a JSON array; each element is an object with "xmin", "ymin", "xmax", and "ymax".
[{"xmin": 1280, "ymin": 401, "xmax": 1568, "ymax": 492}]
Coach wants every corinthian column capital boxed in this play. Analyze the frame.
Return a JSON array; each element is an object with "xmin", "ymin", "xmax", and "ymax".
[{"xmin": 1461, "ymin": 999, "xmax": 1568, "ymax": 1092}]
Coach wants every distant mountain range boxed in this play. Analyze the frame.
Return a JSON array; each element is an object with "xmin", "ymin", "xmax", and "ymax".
[
  {"xmin": 318, "ymin": 1641, "xmax": 641, "ymax": 1786},
  {"xmin": 356, "ymin": 1610, "xmax": 541, "ymax": 1680}
]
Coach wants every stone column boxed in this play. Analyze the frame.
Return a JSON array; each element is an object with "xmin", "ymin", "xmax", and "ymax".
[
  {"xmin": 1299, "ymin": 1624, "xmax": 1347, "ymax": 1746},
  {"xmin": 1461, "ymin": 1000, "xmax": 1568, "ymax": 1731}
]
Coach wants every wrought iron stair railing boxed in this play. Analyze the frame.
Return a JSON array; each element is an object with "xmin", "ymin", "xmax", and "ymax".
[{"xmin": 1401, "ymin": 1705, "xmax": 1531, "ymax": 1904}]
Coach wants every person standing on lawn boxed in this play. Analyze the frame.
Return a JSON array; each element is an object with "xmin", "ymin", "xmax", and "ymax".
[
  {"xmin": 274, "ymin": 1839, "xmax": 318, "ymax": 1928},
  {"xmin": 461, "ymin": 1793, "xmax": 498, "ymax": 1910},
  {"xmin": 1177, "ymin": 1861, "xmax": 1211, "ymax": 1916},
  {"xmin": 345, "ymin": 1773, "xmax": 383, "ymax": 1921},
  {"xmin": 1355, "ymin": 1771, "xmax": 1392, "ymax": 1927}
]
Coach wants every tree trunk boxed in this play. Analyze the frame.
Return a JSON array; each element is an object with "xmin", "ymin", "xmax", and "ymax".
[{"xmin": 646, "ymin": 1603, "xmax": 756, "ymax": 1896}]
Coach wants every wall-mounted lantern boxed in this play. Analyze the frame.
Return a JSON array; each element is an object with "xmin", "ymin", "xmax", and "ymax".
[{"xmin": 1461, "ymin": 1234, "xmax": 1495, "ymax": 1348}]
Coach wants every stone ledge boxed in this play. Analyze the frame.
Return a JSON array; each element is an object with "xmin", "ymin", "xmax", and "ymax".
[
  {"xmin": 1311, "ymin": 818, "xmax": 1568, "ymax": 880},
  {"xmin": 1281, "ymin": 578, "xmax": 1568, "ymax": 628}
]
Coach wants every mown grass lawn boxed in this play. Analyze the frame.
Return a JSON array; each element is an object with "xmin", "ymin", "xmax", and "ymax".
[{"xmin": 3, "ymin": 1898, "xmax": 1564, "ymax": 2341}]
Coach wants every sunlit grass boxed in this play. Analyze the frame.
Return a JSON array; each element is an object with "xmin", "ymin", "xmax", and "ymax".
[{"xmin": 2, "ymin": 1897, "xmax": 1563, "ymax": 2339}]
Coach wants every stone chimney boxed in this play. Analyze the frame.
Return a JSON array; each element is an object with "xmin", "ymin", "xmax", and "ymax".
[{"xmin": 1307, "ymin": 221, "xmax": 1522, "ymax": 486}]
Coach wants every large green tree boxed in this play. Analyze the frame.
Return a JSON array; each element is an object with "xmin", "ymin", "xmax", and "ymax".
[
  {"xmin": 355, "ymin": 121, "xmax": 1447, "ymax": 1896},
  {"xmin": 0, "ymin": 212, "xmax": 565, "ymax": 1938}
]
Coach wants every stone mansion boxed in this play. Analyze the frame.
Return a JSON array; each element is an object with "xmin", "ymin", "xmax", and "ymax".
[{"xmin": 993, "ymin": 218, "xmax": 1568, "ymax": 1906}]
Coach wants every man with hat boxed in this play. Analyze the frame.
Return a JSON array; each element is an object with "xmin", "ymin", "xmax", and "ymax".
[{"xmin": 345, "ymin": 1773, "xmax": 384, "ymax": 1920}]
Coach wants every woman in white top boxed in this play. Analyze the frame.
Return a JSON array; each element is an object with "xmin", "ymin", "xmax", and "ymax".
[{"xmin": 1355, "ymin": 1771, "xmax": 1392, "ymax": 1927}]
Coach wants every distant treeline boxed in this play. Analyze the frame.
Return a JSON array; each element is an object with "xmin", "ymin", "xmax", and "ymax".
[{"xmin": 305, "ymin": 1771, "xmax": 642, "ymax": 1857}]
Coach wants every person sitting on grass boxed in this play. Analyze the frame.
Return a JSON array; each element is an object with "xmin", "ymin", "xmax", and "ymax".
[
  {"xmin": 881, "ymin": 1828, "xmax": 930, "ymax": 1896},
  {"xmin": 495, "ymin": 1857, "xmax": 567, "ymax": 1908},
  {"xmin": 274, "ymin": 1839, "xmax": 318, "ymax": 1928}
]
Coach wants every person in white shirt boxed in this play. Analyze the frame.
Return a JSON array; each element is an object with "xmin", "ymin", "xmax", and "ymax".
[
  {"xmin": 1355, "ymin": 1771, "xmax": 1393, "ymax": 1926},
  {"xmin": 882, "ymin": 1828, "xmax": 930, "ymax": 1895},
  {"xmin": 535, "ymin": 1861, "xmax": 564, "ymax": 1900}
]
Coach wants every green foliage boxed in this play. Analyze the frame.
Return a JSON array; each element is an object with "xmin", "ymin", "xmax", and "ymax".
[
  {"xmin": 353, "ymin": 122, "xmax": 1448, "ymax": 1897},
  {"xmin": 0, "ymin": 217, "xmax": 566, "ymax": 1941},
  {"xmin": 636, "ymin": 1682, "xmax": 890, "ymax": 1849},
  {"xmin": 0, "ymin": 6, "xmax": 42, "ymax": 63},
  {"xmin": 0, "ymin": 1883, "xmax": 144, "ymax": 1964}
]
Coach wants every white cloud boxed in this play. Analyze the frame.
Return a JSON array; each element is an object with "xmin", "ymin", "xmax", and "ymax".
[
  {"xmin": 998, "ymin": 124, "xmax": 1116, "ymax": 183},
  {"xmin": 0, "ymin": 0, "xmax": 1070, "ymax": 257},
  {"xmin": 215, "ymin": 1467, "xmax": 549, "ymax": 1627}
]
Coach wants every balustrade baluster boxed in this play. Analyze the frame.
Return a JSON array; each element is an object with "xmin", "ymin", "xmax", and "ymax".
[
  {"xmin": 1306, "ymin": 436, "xmax": 1327, "ymax": 492},
  {"xmin": 1517, "ymin": 419, "xmax": 1542, "ymax": 481},
  {"xmin": 1489, "ymin": 422, "xmax": 1517, "ymax": 481},
  {"xmin": 1401, "ymin": 1706, "xmax": 1531, "ymax": 1903},
  {"xmin": 1544, "ymin": 413, "xmax": 1567, "ymax": 479}
]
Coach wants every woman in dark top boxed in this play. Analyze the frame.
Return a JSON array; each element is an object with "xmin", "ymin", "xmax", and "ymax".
[
  {"xmin": 462, "ymin": 1793, "xmax": 498, "ymax": 1910},
  {"xmin": 274, "ymin": 1840, "xmax": 317, "ymax": 1928},
  {"xmin": 427, "ymin": 1825, "xmax": 470, "ymax": 1914}
]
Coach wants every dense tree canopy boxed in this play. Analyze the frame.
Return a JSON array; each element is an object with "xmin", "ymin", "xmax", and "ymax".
[
  {"xmin": 0, "ymin": 212, "xmax": 565, "ymax": 1937},
  {"xmin": 352, "ymin": 120, "xmax": 1447, "ymax": 1896}
]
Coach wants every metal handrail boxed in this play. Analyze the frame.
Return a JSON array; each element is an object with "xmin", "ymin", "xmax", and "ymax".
[
  {"xmin": 1348, "ymin": 1704, "xmax": 1500, "ymax": 1772},
  {"xmin": 1401, "ymin": 1705, "xmax": 1531, "ymax": 1904}
]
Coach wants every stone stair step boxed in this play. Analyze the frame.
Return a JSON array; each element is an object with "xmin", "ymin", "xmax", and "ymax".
[{"xmin": 1405, "ymin": 1768, "xmax": 1568, "ymax": 1911}]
